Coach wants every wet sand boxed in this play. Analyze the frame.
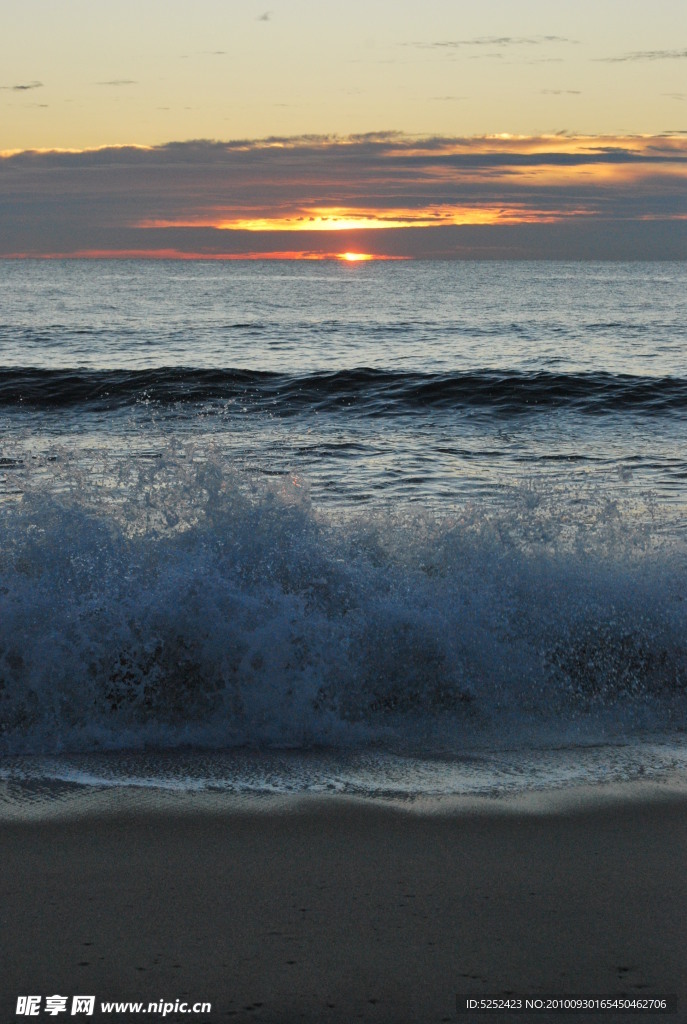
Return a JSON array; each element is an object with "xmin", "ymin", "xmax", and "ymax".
[{"xmin": 1, "ymin": 785, "xmax": 685, "ymax": 1023}]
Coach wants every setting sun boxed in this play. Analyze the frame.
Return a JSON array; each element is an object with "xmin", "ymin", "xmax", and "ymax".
[{"xmin": 338, "ymin": 252, "xmax": 374, "ymax": 262}]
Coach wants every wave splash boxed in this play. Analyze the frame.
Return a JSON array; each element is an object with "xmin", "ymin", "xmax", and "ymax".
[{"xmin": 1, "ymin": 450, "xmax": 686, "ymax": 753}]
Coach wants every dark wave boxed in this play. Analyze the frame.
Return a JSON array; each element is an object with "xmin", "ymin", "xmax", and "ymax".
[{"xmin": 2, "ymin": 366, "xmax": 687, "ymax": 415}]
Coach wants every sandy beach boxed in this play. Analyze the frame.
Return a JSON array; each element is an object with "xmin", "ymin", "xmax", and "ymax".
[{"xmin": 1, "ymin": 784, "xmax": 685, "ymax": 1023}]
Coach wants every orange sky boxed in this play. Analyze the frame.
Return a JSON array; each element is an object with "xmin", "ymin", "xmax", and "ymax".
[{"xmin": 2, "ymin": 0, "xmax": 686, "ymax": 258}]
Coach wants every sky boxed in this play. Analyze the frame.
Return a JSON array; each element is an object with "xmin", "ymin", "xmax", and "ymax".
[{"xmin": 1, "ymin": 0, "xmax": 686, "ymax": 259}]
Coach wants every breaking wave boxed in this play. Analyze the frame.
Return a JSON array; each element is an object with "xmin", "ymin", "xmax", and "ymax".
[{"xmin": 1, "ymin": 449, "xmax": 686, "ymax": 754}]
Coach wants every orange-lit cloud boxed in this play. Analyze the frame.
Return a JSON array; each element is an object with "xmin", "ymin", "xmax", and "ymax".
[
  {"xmin": 138, "ymin": 206, "xmax": 564, "ymax": 232},
  {"xmin": 1, "ymin": 132, "xmax": 685, "ymax": 259},
  {"xmin": 20, "ymin": 249, "xmax": 405, "ymax": 261}
]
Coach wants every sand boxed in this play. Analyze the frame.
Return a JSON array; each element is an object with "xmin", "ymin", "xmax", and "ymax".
[{"xmin": 1, "ymin": 784, "xmax": 685, "ymax": 1023}]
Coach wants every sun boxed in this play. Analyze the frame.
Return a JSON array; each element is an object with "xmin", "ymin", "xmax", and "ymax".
[{"xmin": 338, "ymin": 252, "xmax": 374, "ymax": 262}]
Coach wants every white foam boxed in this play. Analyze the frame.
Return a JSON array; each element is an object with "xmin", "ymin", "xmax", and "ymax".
[{"xmin": 1, "ymin": 448, "xmax": 686, "ymax": 755}]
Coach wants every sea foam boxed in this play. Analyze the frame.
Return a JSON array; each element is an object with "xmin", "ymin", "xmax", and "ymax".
[{"xmin": 1, "ymin": 447, "xmax": 685, "ymax": 754}]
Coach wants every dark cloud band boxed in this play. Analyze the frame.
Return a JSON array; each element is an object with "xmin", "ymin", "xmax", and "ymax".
[{"xmin": 1, "ymin": 133, "xmax": 685, "ymax": 259}]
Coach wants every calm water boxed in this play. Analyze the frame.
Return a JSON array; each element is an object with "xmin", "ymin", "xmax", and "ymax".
[{"xmin": 1, "ymin": 259, "xmax": 686, "ymax": 794}]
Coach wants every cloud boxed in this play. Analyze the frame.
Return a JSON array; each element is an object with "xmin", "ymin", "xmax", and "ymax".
[
  {"xmin": 407, "ymin": 36, "xmax": 579, "ymax": 63},
  {"xmin": 257, "ymin": 11, "xmax": 272, "ymax": 21},
  {"xmin": 540, "ymin": 90, "xmax": 581, "ymax": 95},
  {"xmin": 96, "ymin": 79, "xmax": 137, "ymax": 86},
  {"xmin": 0, "ymin": 132, "xmax": 685, "ymax": 259},
  {"xmin": 1, "ymin": 81, "xmax": 43, "ymax": 91},
  {"xmin": 409, "ymin": 36, "xmax": 577, "ymax": 49},
  {"xmin": 598, "ymin": 49, "xmax": 687, "ymax": 62}
]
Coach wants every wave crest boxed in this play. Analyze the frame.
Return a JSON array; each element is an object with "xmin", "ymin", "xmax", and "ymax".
[{"xmin": 2, "ymin": 366, "xmax": 687, "ymax": 415}]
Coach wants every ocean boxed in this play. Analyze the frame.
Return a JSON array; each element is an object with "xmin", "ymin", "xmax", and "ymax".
[{"xmin": 1, "ymin": 258, "xmax": 686, "ymax": 802}]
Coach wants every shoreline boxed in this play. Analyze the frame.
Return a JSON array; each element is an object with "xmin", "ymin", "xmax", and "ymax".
[
  {"xmin": 1, "ymin": 773, "xmax": 687, "ymax": 813},
  {"xmin": 2, "ymin": 780, "xmax": 686, "ymax": 1022}
]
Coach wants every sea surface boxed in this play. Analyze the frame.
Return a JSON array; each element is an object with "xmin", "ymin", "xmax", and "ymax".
[{"xmin": 1, "ymin": 259, "xmax": 686, "ymax": 801}]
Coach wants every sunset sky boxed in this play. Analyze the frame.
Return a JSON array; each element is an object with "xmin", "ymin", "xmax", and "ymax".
[{"xmin": 2, "ymin": 0, "xmax": 686, "ymax": 259}]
